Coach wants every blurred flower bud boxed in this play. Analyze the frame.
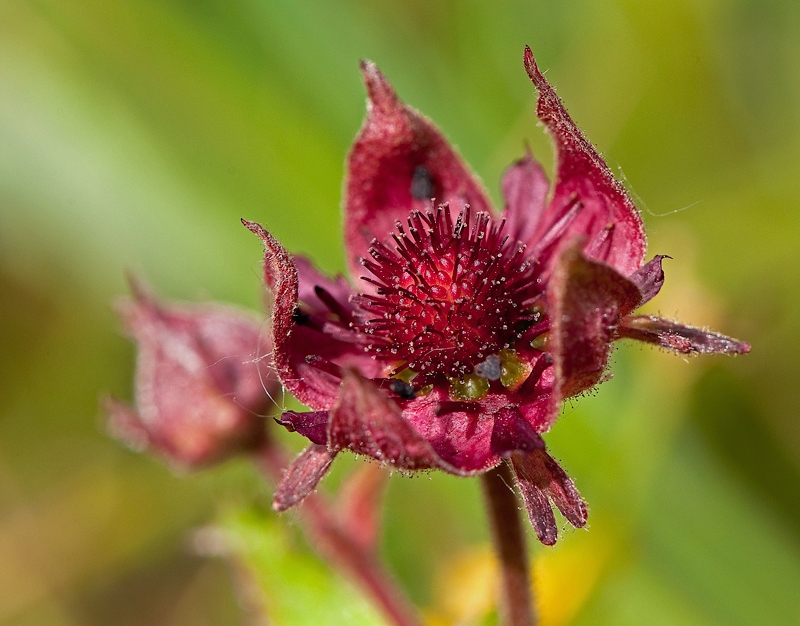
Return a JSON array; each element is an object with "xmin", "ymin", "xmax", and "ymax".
[{"xmin": 104, "ymin": 278, "xmax": 280, "ymax": 469}]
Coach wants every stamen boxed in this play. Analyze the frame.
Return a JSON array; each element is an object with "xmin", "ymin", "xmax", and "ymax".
[
  {"xmin": 528, "ymin": 194, "xmax": 583, "ymax": 259},
  {"xmin": 518, "ymin": 353, "xmax": 554, "ymax": 396},
  {"xmin": 304, "ymin": 355, "xmax": 343, "ymax": 378},
  {"xmin": 313, "ymin": 285, "xmax": 353, "ymax": 323}
]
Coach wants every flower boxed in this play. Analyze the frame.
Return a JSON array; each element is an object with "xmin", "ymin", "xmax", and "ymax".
[
  {"xmin": 104, "ymin": 277, "xmax": 280, "ymax": 469},
  {"xmin": 245, "ymin": 47, "xmax": 749, "ymax": 545}
]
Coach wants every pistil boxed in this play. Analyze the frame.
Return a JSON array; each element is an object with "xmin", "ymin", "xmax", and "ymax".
[{"xmin": 357, "ymin": 205, "xmax": 542, "ymax": 380}]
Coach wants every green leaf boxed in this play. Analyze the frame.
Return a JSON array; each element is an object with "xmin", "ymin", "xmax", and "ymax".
[{"xmin": 220, "ymin": 506, "xmax": 387, "ymax": 626}]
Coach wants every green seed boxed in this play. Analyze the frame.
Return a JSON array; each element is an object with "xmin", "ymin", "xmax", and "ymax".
[
  {"xmin": 530, "ymin": 331, "xmax": 550, "ymax": 351},
  {"xmin": 449, "ymin": 374, "xmax": 490, "ymax": 400},
  {"xmin": 499, "ymin": 349, "xmax": 532, "ymax": 390}
]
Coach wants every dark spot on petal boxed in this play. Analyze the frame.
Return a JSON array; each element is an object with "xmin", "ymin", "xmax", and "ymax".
[
  {"xmin": 388, "ymin": 378, "xmax": 417, "ymax": 400},
  {"xmin": 410, "ymin": 165, "xmax": 435, "ymax": 200}
]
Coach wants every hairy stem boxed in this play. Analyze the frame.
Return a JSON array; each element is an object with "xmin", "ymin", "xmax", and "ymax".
[
  {"xmin": 255, "ymin": 442, "xmax": 422, "ymax": 626},
  {"xmin": 481, "ymin": 462, "xmax": 536, "ymax": 626}
]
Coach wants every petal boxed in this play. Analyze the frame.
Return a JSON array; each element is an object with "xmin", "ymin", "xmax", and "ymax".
[
  {"xmin": 518, "ymin": 392, "xmax": 558, "ymax": 434},
  {"xmin": 244, "ymin": 220, "xmax": 342, "ymax": 410},
  {"xmin": 510, "ymin": 449, "xmax": 587, "ymax": 546},
  {"xmin": 490, "ymin": 406, "xmax": 545, "ymax": 457},
  {"xmin": 548, "ymin": 239, "xmax": 643, "ymax": 401},
  {"xmin": 403, "ymin": 400, "xmax": 499, "ymax": 475},
  {"xmin": 514, "ymin": 356, "xmax": 558, "ymax": 432},
  {"xmin": 178, "ymin": 308, "xmax": 278, "ymax": 419},
  {"xmin": 276, "ymin": 410, "xmax": 329, "ymax": 445},
  {"xmin": 273, "ymin": 444, "xmax": 337, "ymax": 511},
  {"xmin": 618, "ymin": 315, "xmax": 752, "ymax": 355},
  {"xmin": 294, "ymin": 255, "xmax": 356, "ymax": 318},
  {"xmin": 328, "ymin": 370, "xmax": 443, "ymax": 471},
  {"xmin": 343, "ymin": 61, "xmax": 493, "ymax": 278},
  {"xmin": 537, "ymin": 453, "xmax": 589, "ymax": 529},
  {"xmin": 515, "ymin": 472, "xmax": 557, "ymax": 546},
  {"xmin": 628, "ymin": 255, "xmax": 668, "ymax": 306},
  {"xmin": 523, "ymin": 47, "xmax": 647, "ymax": 276},
  {"xmin": 500, "ymin": 149, "xmax": 551, "ymax": 247},
  {"xmin": 293, "ymin": 255, "xmax": 390, "ymax": 380}
]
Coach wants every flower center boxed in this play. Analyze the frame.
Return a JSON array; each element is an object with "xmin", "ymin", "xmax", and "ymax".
[{"xmin": 356, "ymin": 206, "xmax": 542, "ymax": 378}]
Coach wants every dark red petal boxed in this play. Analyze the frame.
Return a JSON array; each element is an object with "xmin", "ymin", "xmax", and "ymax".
[
  {"xmin": 276, "ymin": 410, "xmax": 329, "ymax": 445},
  {"xmin": 510, "ymin": 449, "xmax": 587, "ymax": 546},
  {"xmin": 500, "ymin": 149, "xmax": 550, "ymax": 247},
  {"xmin": 273, "ymin": 444, "xmax": 337, "ymax": 511},
  {"xmin": 293, "ymin": 254, "xmax": 389, "ymax": 380},
  {"xmin": 618, "ymin": 315, "xmax": 752, "ymax": 355},
  {"xmin": 629, "ymin": 255, "xmax": 668, "ymax": 307},
  {"xmin": 490, "ymin": 406, "xmax": 545, "ymax": 457},
  {"xmin": 515, "ymin": 359, "xmax": 558, "ymax": 433},
  {"xmin": 343, "ymin": 61, "xmax": 492, "ymax": 278},
  {"xmin": 328, "ymin": 370, "xmax": 443, "ymax": 471},
  {"xmin": 402, "ymin": 386, "xmax": 501, "ymax": 474},
  {"xmin": 523, "ymin": 46, "xmax": 647, "ymax": 276},
  {"xmin": 244, "ymin": 220, "xmax": 341, "ymax": 409},
  {"xmin": 549, "ymin": 239, "xmax": 643, "ymax": 401}
]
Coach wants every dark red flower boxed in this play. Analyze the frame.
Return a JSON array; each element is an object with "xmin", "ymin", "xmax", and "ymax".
[
  {"xmin": 105, "ymin": 278, "xmax": 280, "ymax": 469},
  {"xmin": 246, "ymin": 47, "xmax": 749, "ymax": 545}
]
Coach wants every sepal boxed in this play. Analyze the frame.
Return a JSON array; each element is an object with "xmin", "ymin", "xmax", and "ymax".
[
  {"xmin": 510, "ymin": 449, "xmax": 588, "ymax": 546},
  {"xmin": 618, "ymin": 315, "xmax": 751, "ymax": 355}
]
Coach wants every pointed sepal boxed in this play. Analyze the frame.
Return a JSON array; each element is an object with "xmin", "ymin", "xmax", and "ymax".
[
  {"xmin": 510, "ymin": 449, "xmax": 587, "ymax": 546},
  {"xmin": 618, "ymin": 315, "xmax": 751, "ymax": 355},
  {"xmin": 273, "ymin": 444, "xmax": 337, "ymax": 511},
  {"xmin": 344, "ymin": 61, "xmax": 493, "ymax": 277},
  {"xmin": 523, "ymin": 46, "xmax": 647, "ymax": 276},
  {"xmin": 329, "ymin": 370, "xmax": 442, "ymax": 470}
]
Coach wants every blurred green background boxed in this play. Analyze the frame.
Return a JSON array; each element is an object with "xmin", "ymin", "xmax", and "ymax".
[{"xmin": 1, "ymin": 0, "xmax": 798, "ymax": 624}]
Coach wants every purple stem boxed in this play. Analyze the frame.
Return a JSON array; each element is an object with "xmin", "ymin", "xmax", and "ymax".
[{"xmin": 481, "ymin": 462, "xmax": 536, "ymax": 626}]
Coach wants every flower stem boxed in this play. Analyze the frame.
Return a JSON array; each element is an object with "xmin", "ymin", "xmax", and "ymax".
[
  {"xmin": 255, "ymin": 442, "xmax": 422, "ymax": 626},
  {"xmin": 481, "ymin": 462, "xmax": 536, "ymax": 626}
]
